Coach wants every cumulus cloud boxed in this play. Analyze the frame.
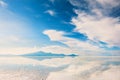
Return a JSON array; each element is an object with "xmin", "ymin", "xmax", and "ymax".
[
  {"xmin": 88, "ymin": 0, "xmax": 120, "ymax": 16},
  {"xmin": 43, "ymin": 30, "xmax": 99, "ymax": 50},
  {"xmin": 43, "ymin": 30, "xmax": 102, "ymax": 55},
  {"xmin": 42, "ymin": 0, "xmax": 120, "ymax": 55},
  {"xmin": 45, "ymin": 10, "xmax": 55, "ymax": 16},
  {"xmin": 95, "ymin": 0, "xmax": 120, "ymax": 8},
  {"xmin": 72, "ymin": 11, "xmax": 120, "ymax": 47},
  {"xmin": 69, "ymin": 0, "xmax": 83, "ymax": 7},
  {"xmin": 70, "ymin": 0, "xmax": 120, "ymax": 47}
]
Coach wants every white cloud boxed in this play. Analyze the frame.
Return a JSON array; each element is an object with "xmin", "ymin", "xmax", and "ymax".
[
  {"xmin": 43, "ymin": 30, "xmax": 103, "ymax": 55},
  {"xmin": 69, "ymin": 0, "xmax": 120, "ymax": 47},
  {"xmin": 43, "ymin": 0, "xmax": 120, "ymax": 55},
  {"xmin": 96, "ymin": 0, "xmax": 120, "ymax": 8},
  {"xmin": 43, "ymin": 30, "xmax": 98, "ymax": 50},
  {"xmin": 69, "ymin": 0, "xmax": 82, "ymax": 7},
  {"xmin": 81, "ymin": 0, "xmax": 120, "ymax": 11},
  {"xmin": 43, "ymin": 30, "xmax": 64, "ymax": 41},
  {"xmin": 39, "ymin": 45, "xmax": 78, "ymax": 55},
  {"xmin": 0, "ymin": 0, "xmax": 7, "ymax": 8},
  {"xmin": 72, "ymin": 11, "xmax": 120, "ymax": 47},
  {"xmin": 87, "ymin": 0, "xmax": 120, "ymax": 16},
  {"xmin": 45, "ymin": 10, "xmax": 55, "ymax": 16}
]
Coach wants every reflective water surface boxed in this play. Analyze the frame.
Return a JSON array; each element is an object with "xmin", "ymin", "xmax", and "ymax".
[{"xmin": 0, "ymin": 56, "xmax": 120, "ymax": 80}]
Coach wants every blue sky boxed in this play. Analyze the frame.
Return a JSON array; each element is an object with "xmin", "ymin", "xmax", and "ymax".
[{"xmin": 0, "ymin": 0, "xmax": 120, "ymax": 55}]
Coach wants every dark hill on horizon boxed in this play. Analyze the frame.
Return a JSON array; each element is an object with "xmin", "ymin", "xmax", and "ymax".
[{"xmin": 22, "ymin": 51, "xmax": 78, "ymax": 57}]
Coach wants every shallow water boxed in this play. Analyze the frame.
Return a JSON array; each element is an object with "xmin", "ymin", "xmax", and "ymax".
[{"xmin": 0, "ymin": 56, "xmax": 120, "ymax": 80}]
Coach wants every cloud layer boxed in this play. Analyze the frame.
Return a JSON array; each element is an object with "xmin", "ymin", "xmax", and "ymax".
[
  {"xmin": 70, "ymin": 0, "xmax": 120, "ymax": 47},
  {"xmin": 43, "ymin": 30, "xmax": 103, "ymax": 55},
  {"xmin": 72, "ymin": 11, "xmax": 120, "ymax": 47}
]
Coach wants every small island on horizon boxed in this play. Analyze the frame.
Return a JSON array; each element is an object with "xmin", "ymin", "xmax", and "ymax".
[{"xmin": 22, "ymin": 51, "xmax": 78, "ymax": 57}]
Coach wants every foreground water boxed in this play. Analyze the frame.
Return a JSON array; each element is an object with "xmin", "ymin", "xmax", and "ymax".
[{"xmin": 0, "ymin": 56, "xmax": 120, "ymax": 80}]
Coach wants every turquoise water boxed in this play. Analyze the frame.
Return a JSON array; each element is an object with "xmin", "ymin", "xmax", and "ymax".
[{"xmin": 0, "ymin": 56, "xmax": 120, "ymax": 80}]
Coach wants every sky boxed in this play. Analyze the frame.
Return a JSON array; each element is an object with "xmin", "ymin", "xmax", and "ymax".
[{"xmin": 0, "ymin": 0, "xmax": 120, "ymax": 55}]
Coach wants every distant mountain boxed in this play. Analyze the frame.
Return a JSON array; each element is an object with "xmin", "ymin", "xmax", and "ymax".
[
  {"xmin": 22, "ymin": 51, "xmax": 78, "ymax": 57},
  {"xmin": 68, "ymin": 54, "xmax": 78, "ymax": 56}
]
